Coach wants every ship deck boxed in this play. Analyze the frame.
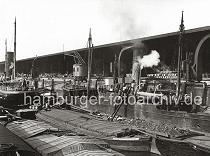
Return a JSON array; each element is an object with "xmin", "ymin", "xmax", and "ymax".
[{"xmin": 36, "ymin": 108, "xmax": 135, "ymax": 137}]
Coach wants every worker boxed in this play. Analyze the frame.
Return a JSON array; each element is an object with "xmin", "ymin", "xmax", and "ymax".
[
  {"xmin": 34, "ymin": 78, "xmax": 38, "ymax": 90},
  {"xmin": 22, "ymin": 79, "xmax": 27, "ymax": 91}
]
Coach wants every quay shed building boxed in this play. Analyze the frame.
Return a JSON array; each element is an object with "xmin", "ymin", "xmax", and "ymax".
[{"xmin": 0, "ymin": 26, "xmax": 210, "ymax": 81}]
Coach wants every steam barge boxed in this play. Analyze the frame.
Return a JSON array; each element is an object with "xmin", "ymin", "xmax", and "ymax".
[{"xmin": 36, "ymin": 108, "xmax": 153, "ymax": 153}]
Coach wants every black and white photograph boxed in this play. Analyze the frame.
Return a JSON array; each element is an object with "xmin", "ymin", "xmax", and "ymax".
[{"xmin": 0, "ymin": 0, "xmax": 210, "ymax": 156}]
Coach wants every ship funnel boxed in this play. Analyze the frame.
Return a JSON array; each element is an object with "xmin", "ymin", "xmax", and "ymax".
[
  {"xmin": 131, "ymin": 42, "xmax": 147, "ymax": 84},
  {"xmin": 117, "ymin": 41, "xmax": 147, "ymax": 84},
  {"xmin": 5, "ymin": 52, "xmax": 14, "ymax": 79}
]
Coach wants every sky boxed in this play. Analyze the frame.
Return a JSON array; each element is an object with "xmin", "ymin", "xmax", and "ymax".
[{"xmin": 0, "ymin": 0, "xmax": 210, "ymax": 61}]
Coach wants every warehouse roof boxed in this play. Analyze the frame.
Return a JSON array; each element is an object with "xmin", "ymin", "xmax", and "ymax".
[{"xmin": 1, "ymin": 25, "xmax": 210, "ymax": 64}]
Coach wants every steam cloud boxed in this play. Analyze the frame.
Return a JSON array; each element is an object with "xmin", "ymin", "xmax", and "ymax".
[
  {"xmin": 132, "ymin": 50, "xmax": 160, "ymax": 80},
  {"xmin": 138, "ymin": 50, "xmax": 160, "ymax": 68},
  {"xmin": 100, "ymin": 1, "xmax": 148, "ymax": 40}
]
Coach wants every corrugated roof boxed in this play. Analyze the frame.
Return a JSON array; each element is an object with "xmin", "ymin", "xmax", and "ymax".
[
  {"xmin": 26, "ymin": 134, "xmax": 58, "ymax": 149},
  {"xmin": 6, "ymin": 120, "xmax": 58, "ymax": 139},
  {"xmin": 26, "ymin": 135, "xmax": 122, "ymax": 156},
  {"xmin": 5, "ymin": 120, "xmax": 124, "ymax": 156}
]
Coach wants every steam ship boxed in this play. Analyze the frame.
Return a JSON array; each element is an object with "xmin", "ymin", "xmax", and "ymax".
[
  {"xmin": 135, "ymin": 12, "xmax": 210, "ymax": 134},
  {"xmin": 0, "ymin": 19, "xmax": 51, "ymax": 112},
  {"xmin": 133, "ymin": 12, "xmax": 210, "ymax": 156}
]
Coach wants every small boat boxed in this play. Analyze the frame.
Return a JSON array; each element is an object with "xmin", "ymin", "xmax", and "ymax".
[
  {"xmin": 186, "ymin": 135, "xmax": 210, "ymax": 156},
  {"xmin": 156, "ymin": 136, "xmax": 196, "ymax": 156},
  {"xmin": 16, "ymin": 108, "xmax": 37, "ymax": 119},
  {"xmin": 156, "ymin": 133, "xmax": 210, "ymax": 156},
  {"xmin": 102, "ymin": 135, "xmax": 152, "ymax": 152}
]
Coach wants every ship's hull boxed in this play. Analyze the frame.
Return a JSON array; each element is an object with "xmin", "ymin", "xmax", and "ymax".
[
  {"xmin": 156, "ymin": 137, "xmax": 196, "ymax": 156},
  {"xmin": 102, "ymin": 136, "xmax": 152, "ymax": 152},
  {"xmin": 0, "ymin": 90, "xmax": 46, "ymax": 111},
  {"xmin": 156, "ymin": 136, "xmax": 210, "ymax": 156}
]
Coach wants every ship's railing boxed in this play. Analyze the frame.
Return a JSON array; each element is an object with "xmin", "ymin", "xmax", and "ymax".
[
  {"xmin": 0, "ymin": 81, "xmax": 22, "ymax": 91},
  {"xmin": 202, "ymin": 73, "xmax": 210, "ymax": 78},
  {"xmin": 147, "ymin": 73, "xmax": 177, "ymax": 79}
]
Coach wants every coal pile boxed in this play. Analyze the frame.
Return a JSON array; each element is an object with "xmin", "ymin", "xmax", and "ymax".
[{"xmin": 122, "ymin": 118, "xmax": 198, "ymax": 138}]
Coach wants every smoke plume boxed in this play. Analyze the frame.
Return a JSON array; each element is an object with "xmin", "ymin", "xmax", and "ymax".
[
  {"xmin": 100, "ymin": 1, "xmax": 149, "ymax": 40},
  {"xmin": 138, "ymin": 50, "xmax": 160, "ymax": 68}
]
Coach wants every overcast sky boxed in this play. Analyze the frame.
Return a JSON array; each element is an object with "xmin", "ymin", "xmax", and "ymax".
[{"xmin": 0, "ymin": 0, "xmax": 210, "ymax": 61}]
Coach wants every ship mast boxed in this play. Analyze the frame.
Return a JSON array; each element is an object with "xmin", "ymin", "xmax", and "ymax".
[
  {"xmin": 113, "ymin": 53, "xmax": 117, "ymax": 89},
  {"xmin": 13, "ymin": 17, "xmax": 16, "ymax": 79},
  {"xmin": 87, "ymin": 28, "xmax": 93, "ymax": 98},
  {"xmin": 176, "ymin": 11, "xmax": 185, "ymax": 97},
  {"xmin": 5, "ymin": 39, "xmax": 7, "ymax": 76}
]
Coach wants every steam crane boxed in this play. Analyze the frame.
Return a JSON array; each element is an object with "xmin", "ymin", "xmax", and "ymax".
[
  {"xmin": 65, "ymin": 51, "xmax": 86, "ymax": 66},
  {"xmin": 62, "ymin": 30, "xmax": 96, "ymax": 106},
  {"xmin": 64, "ymin": 51, "xmax": 86, "ymax": 80},
  {"xmin": 64, "ymin": 29, "xmax": 93, "ymax": 82}
]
